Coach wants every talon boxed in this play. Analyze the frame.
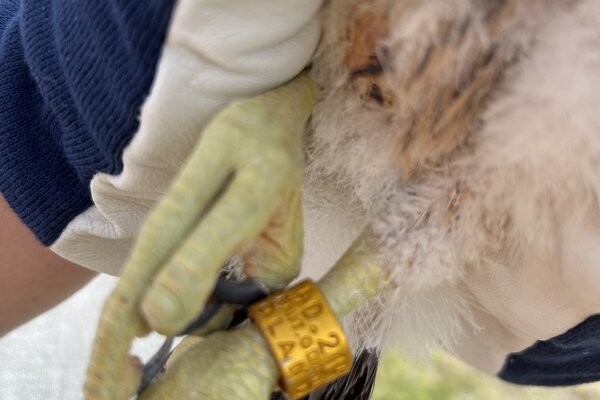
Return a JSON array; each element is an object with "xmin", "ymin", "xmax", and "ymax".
[
  {"xmin": 139, "ymin": 337, "xmax": 175, "ymax": 394},
  {"xmin": 214, "ymin": 274, "xmax": 269, "ymax": 305}
]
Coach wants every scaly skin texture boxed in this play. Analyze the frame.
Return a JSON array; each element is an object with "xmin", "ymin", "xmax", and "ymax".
[
  {"xmin": 319, "ymin": 231, "xmax": 391, "ymax": 319},
  {"xmin": 140, "ymin": 326, "xmax": 277, "ymax": 400},
  {"xmin": 85, "ymin": 74, "xmax": 318, "ymax": 400},
  {"xmin": 139, "ymin": 232, "xmax": 393, "ymax": 400}
]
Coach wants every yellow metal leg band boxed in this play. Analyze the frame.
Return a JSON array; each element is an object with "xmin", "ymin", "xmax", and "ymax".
[{"xmin": 248, "ymin": 280, "xmax": 352, "ymax": 400}]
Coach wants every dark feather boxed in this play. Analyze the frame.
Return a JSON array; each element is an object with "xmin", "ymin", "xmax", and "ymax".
[{"xmin": 271, "ymin": 348, "xmax": 380, "ymax": 400}]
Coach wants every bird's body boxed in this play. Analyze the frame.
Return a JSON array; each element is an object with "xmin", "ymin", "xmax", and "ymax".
[{"xmin": 304, "ymin": 0, "xmax": 600, "ymax": 380}]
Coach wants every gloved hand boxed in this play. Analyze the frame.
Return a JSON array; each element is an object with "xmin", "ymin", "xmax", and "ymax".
[
  {"xmin": 83, "ymin": 0, "xmax": 325, "ymax": 397},
  {"xmin": 51, "ymin": 0, "xmax": 324, "ymax": 275},
  {"xmin": 84, "ymin": 67, "xmax": 322, "ymax": 399},
  {"xmin": 84, "ymin": 73, "xmax": 318, "ymax": 400}
]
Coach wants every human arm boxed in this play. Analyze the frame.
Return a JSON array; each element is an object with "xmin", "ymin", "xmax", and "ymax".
[
  {"xmin": 0, "ymin": 194, "xmax": 96, "ymax": 337},
  {"xmin": 0, "ymin": 0, "xmax": 320, "ymax": 335},
  {"xmin": 0, "ymin": 0, "xmax": 174, "ymax": 334}
]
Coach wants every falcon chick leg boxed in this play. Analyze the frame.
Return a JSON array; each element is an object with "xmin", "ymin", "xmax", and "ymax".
[
  {"xmin": 85, "ymin": 74, "xmax": 318, "ymax": 400},
  {"xmin": 139, "ymin": 232, "xmax": 392, "ymax": 400}
]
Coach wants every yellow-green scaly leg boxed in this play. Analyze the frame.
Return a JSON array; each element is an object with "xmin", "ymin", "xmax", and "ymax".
[
  {"xmin": 84, "ymin": 74, "xmax": 318, "ymax": 400},
  {"xmin": 139, "ymin": 232, "xmax": 393, "ymax": 400}
]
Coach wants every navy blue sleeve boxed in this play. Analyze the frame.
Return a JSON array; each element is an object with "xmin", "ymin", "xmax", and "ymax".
[
  {"xmin": 499, "ymin": 315, "xmax": 600, "ymax": 387},
  {"xmin": 0, "ymin": 0, "xmax": 174, "ymax": 245}
]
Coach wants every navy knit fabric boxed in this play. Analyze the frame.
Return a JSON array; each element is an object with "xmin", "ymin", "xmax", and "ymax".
[
  {"xmin": 0, "ymin": 0, "xmax": 174, "ymax": 245},
  {"xmin": 499, "ymin": 315, "xmax": 600, "ymax": 386}
]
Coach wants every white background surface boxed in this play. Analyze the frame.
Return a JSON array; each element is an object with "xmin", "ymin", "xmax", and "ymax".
[{"xmin": 0, "ymin": 275, "xmax": 165, "ymax": 400}]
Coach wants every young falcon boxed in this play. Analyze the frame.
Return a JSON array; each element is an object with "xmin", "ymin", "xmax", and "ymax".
[{"xmin": 86, "ymin": 0, "xmax": 600, "ymax": 398}]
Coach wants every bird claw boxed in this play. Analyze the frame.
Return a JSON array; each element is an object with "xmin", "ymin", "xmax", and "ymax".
[
  {"xmin": 140, "ymin": 232, "xmax": 392, "ymax": 400},
  {"xmin": 84, "ymin": 74, "xmax": 318, "ymax": 400},
  {"xmin": 85, "ymin": 73, "xmax": 392, "ymax": 400}
]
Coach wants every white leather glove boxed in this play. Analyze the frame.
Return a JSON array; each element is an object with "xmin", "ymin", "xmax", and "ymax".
[{"xmin": 51, "ymin": 0, "xmax": 324, "ymax": 276}]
